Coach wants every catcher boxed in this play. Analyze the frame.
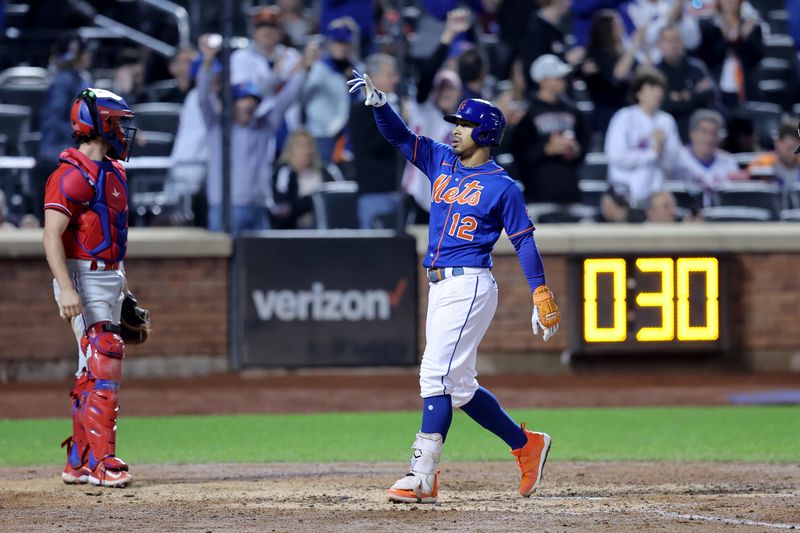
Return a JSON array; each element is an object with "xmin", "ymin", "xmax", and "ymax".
[{"xmin": 43, "ymin": 88, "xmax": 150, "ymax": 488}]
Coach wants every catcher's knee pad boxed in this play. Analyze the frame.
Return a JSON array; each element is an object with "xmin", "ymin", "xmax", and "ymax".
[{"xmin": 85, "ymin": 322, "xmax": 125, "ymax": 383}]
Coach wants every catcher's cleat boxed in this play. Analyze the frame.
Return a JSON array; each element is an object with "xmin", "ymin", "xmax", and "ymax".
[
  {"xmin": 387, "ymin": 470, "xmax": 439, "ymax": 504},
  {"xmin": 88, "ymin": 456, "xmax": 133, "ymax": 488},
  {"xmin": 511, "ymin": 424, "xmax": 552, "ymax": 497},
  {"xmin": 62, "ymin": 463, "xmax": 91, "ymax": 484}
]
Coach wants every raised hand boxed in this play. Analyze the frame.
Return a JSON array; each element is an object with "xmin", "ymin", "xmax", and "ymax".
[{"xmin": 347, "ymin": 70, "xmax": 388, "ymax": 107}]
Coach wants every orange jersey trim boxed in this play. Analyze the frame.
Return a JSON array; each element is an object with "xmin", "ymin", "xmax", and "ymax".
[
  {"xmin": 507, "ymin": 226, "xmax": 534, "ymax": 239},
  {"xmin": 412, "ymin": 136, "xmax": 419, "ymax": 163},
  {"xmin": 431, "ymin": 203, "xmax": 454, "ymax": 268}
]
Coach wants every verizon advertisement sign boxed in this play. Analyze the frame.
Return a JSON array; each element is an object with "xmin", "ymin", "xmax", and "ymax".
[{"xmin": 235, "ymin": 234, "xmax": 418, "ymax": 368}]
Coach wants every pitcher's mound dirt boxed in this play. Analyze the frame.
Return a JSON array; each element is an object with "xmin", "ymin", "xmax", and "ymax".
[{"xmin": 2, "ymin": 462, "xmax": 798, "ymax": 532}]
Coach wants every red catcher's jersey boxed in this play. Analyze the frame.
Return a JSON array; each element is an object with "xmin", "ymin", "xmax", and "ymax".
[{"xmin": 43, "ymin": 148, "xmax": 129, "ymax": 262}]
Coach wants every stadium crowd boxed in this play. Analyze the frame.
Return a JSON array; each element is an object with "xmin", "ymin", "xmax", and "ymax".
[{"xmin": 0, "ymin": 0, "xmax": 799, "ymax": 231}]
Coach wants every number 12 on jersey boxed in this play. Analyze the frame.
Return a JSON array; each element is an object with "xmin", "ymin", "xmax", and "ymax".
[{"xmin": 448, "ymin": 213, "xmax": 477, "ymax": 241}]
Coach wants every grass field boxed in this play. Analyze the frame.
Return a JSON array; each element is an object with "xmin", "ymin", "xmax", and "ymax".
[{"xmin": 2, "ymin": 406, "xmax": 798, "ymax": 467}]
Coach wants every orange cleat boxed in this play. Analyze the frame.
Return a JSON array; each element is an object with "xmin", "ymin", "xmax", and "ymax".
[
  {"xmin": 387, "ymin": 470, "xmax": 439, "ymax": 504},
  {"xmin": 510, "ymin": 424, "xmax": 552, "ymax": 497}
]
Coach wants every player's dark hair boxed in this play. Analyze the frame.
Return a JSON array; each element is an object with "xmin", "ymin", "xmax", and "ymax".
[{"xmin": 457, "ymin": 49, "xmax": 485, "ymax": 84}]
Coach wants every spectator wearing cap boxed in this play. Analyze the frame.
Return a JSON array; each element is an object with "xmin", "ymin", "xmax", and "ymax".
[
  {"xmin": 231, "ymin": 6, "xmax": 303, "ymax": 100},
  {"xmin": 320, "ymin": 0, "xmax": 374, "ymax": 56},
  {"xmin": 605, "ymin": 66, "xmax": 682, "ymax": 207},
  {"xmin": 694, "ymin": 0, "xmax": 765, "ymax": 108},
  {"xmin": 301, "ymin": 18, "xmax": 360, "ymax": 164},
  {"xmin": 348, "ymin": 53, "xmax": 404, "ymax": 229},
  {"xmin": 520, "ymin": 0, "xmax": 585, "ymax": 89},
  {"xmin": 748, "ymin": 118, "xmax": 800, "ymax": 191},
  {"xmin": 198, "ymin": 35, "xmax": 316, "ymax": 234},
  {"xmin": 582, "ymin": 10, "xmax": 644, "ymax": 134},
  {"xmin": 510, "ymin": 54, "xmax": 587, "ymax": 205},
  {"xmin": 673, "ymin": 109, "xmax": 742, "ymax": 206},
  {"xmin": 655, "ymin": 23, "xmax": 717, "ymax": 141}
]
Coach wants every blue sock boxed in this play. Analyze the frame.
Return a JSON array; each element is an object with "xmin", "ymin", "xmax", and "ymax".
[
  {"xmin": 461, "ymin": 387, "xmax": 528, "ymax": 449},
  {"xmin": 420, "ymin": 394, "xmax": 453, "ymax": 442}
]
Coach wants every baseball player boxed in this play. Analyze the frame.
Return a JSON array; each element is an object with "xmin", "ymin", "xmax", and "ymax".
[
  {"xmin": 43, "ymin": 88, "xmax": 137, "ymax": 488},
  {"xmin": 349, "ymin": 72, "xmax": 561, "ymax": 503}
]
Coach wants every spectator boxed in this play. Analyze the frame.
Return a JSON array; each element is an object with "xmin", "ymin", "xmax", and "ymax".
[
  {"xmin": 403, "ymin": 9, "xmax": 471, "ymax": 211},
  {"xmin": 722, "ymin": 115, "xmax": 756, "ymax": 153},
  {"xmin": 112, "ymin": 48, "xmax": 149, "ymax": 106},
  {"xmin": 655, "ymin": 24, "xmax": 717, "ymax": 140},
  {"xmin": 510, "ymin": 55, "xmax": 586, "ymax": 204},
  {"xmin": 198, "ymin": 35, "xmax": 315, "ymax": 234},
  {"xmin": 0, "ymin": 190, "xmax": 39, "ymax": 229},
  {"xmin": 348, "ymin": 53, "xmax": 404, "ymax": 229},
  {"xmin": 457, "ymin": 48, "xmax": 488, "ymax": 101},
  {"xmin": 269, "ymin": 130, "xmax": 343, "ymax": 229},
  {"xmin": 748, "ymin": 118, "xmax": 800, "ymax": 190},
  {"xmin": 571, "ymin": 0, "xmax": 635, "ymax": 48},
  {"xmin": 33, "ymin": 36, "xmax": 93, "ymax": 222},
  {"xmin": 278, "ymin": 0, "xmax": 312, "ymax": 47},
  {"xmin": 232, "ymin": 6, "xmax": 303, "ymax": 98},
  {"xmin": 644, "ymin": 190, "xmax": 679, "ymax": 222},
  {"xmin": 159, "ymin": 46, "xmax": 198, "ymax": 104},
  {"xmin": 302, "ymin": 18, "xmax": 359, "ymax": 164},
  {"xmin": 694, "ymin": 0, "xmax": 765, "ymax": 107},
  {"xmin": 627, "ymin": 0, "xmax": 700, "ymax": 64},
  {"xmin": 605, "ymin": 66, "xmax": 682, "ymax": 207},
  {"xmin": 596, "ymin": 187, "xmax": 647, "ymax": 222},
  {"xmin": 582, "ymin": 10, "xmax": 644, "ymax": 134},
  {"xmin": 520, "ymin": 0, "xmax": 585, "ymax": 82},
  {"xmin": 673, "ymin": 109, "xmax": 743, "ymax": 206},
  {"xmin": 320, "ymin": 0, "xmax": 374, "ymax": 56},
  {"xmin": 495, "ymin": 59, "xmax": 530, "ymax": 131}
]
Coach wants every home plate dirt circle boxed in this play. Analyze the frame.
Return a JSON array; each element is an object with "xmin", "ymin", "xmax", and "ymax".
[{"xmin": 2, "ymin": 461, "xmax": 798, "ymax": 532}]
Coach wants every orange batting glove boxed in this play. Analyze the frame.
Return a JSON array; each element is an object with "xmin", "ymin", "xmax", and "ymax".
[{"xmin": 532, "ymin": 285, "xmax": 560, "ymax": 342}]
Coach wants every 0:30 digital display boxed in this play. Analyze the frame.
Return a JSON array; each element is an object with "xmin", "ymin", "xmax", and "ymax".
[{"xmin": 570, "ymin": 256, "xmax": 728, "ymax": 353}]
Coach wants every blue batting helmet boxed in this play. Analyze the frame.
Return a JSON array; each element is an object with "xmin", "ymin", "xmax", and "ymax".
[
  {"xmin": 443, "ymin": 98, "xmax": 506, "ymax": 147},
  {"xmin": 70, "ymin": 88, "xmax": 137, "ymax": 161}
]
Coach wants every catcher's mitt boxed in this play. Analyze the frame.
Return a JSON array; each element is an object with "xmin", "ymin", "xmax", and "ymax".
[{"xmin": 120, "ymin": 292, "xmax": 151, "ymax": 345}]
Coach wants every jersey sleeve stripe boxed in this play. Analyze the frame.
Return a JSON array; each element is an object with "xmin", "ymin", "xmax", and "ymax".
[
  {"xmin": 507, "ymin": 226, "xmax": 534, "ymax": 239},
  {"xmin": 44, "ymin": 202, "xmax": 73, "ymax": 216}
]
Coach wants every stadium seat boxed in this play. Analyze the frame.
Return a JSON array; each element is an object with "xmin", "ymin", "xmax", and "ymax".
[
  {"xmin": 779, "ymin": 209, "xmax": 800, "ymax": 221},
  {"xmin": 18, "ymin": 131, "xmax": 39, "ymax": 158},
  {"xmin": 0, "ymin": 66, "xmax": 49, "ymax": 86},
  {"xmin": 134, "ymin": 131, "xmax": 174, "ymax": 157},
  {"xmin": 732, "ymin": 152, "xmax": 759, "ymax": 168},
  {"xmin": 578, "ymin": 179, "xmax": 607, "ymax": 208},
  {"xmin": 763, "ymin": 34, "xmax": 797, "ymax": 64},
  {"xmin": 0, "ymin": 104, "xmax": 31, "ymax": 156},
  {"xmin": 701, "ymin": 206, "xmax": 772, "ymax": 222},
  {"xmin": 663, "ymin": 181, "xmax": 704, "ymax": 213},
  {"xmin": 310, "ymin": 181, "xmax": 360, "ymax": 229},
  {"xmin": 578, "ymin": 152, "xmax": 608, "ymax": 181},
  {"xmin": 786, "ymin": 184, "xmax": 800, "ymax": 209},
  {"xmin": 537, "ymin": 204, "xmax": 597, "ymax": 224},
  {"xmin": 713, "ymin": 182, "xmax": 782, "ymax": 219},
  {"xmin": 0, "ymin": 133, "xmax": 7, "ymax": 156},
  {"xmin": 767, "ymin": 9, "xmax": 789, "ymax": 34},
  {"xmin": 0, "ymin": 85, "xmax": 46, "ymax": 130},
  {"xmin": 132, "ymin": 103, "xmax": 182, "ymax": 135}
]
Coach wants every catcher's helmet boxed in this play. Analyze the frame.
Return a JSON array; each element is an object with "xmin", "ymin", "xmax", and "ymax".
[
  {"xmin": 443, "ymin": 98, "xmax": 506, "ymax": 147},
  {"xmin": 70, "ymin": 88, "xmax": 137, "ymax": 161}
]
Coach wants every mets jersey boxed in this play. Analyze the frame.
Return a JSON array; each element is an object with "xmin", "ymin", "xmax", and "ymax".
[{"xmin": 374, "ymin": 104, "xmax": 545, "ymax": 292}]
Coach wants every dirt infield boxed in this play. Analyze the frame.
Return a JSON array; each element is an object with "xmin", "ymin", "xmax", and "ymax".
[{"xmin": 2, "ymin": 461, "xmax": 798, "ymax": 532}]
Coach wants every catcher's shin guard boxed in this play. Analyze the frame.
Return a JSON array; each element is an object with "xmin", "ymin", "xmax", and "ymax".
[
  {"xmin": 84, "ymin": 322, "xmax": 133, "ymax": 487},
  {"xmin": 388, "ymin": 432, "xmax": 442, "ymax": 504},
  {"xmin": 61, "ymin": 372, "xmax": 92, "ymax": 484}
]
